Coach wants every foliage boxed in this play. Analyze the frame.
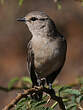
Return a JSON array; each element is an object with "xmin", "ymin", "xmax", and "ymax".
[
  {"xmin": 18, "ymin": 0, "xmax": 24, "ymax": 6},
  {"xmin": 0, "ymin": 0, "xmax": 83, "ymax": 8},
  {"xmin": 1, "ymin": 76, "xmax": 82, "ymax": 110},
  {"xmin": 8, "ymin": 77, "xmax": 19, "ymax": 90},
  {"xmin": 0, "ymin": 0, "xmax": 24, "ymax": 6},
  {"xmin": 7, "ymin": 76, "xmax": 32, "ymax": 90},
  {"xmin": 15, "ymin": 96, "xmax": 54, "ymax": 110}
]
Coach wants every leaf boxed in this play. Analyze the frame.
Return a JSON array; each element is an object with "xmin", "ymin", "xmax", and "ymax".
[
  {"xmin": 0, "ymin": 0, "xmax": 4, "ymax": 5},
  {"xmin": 21, "ymin": 105, "xmax": 27, "ymax": 110},
  {"xmin": 71, "ymin": 96, "xmax": 76, "ymax": 103},
  {"xmin": 80, "ymin": 0, "xmax": 83, "ymax": 6},
  {"xmin": 59, "ymin": 86, "xmax": 72, "ymax": 96},
  {"xmin": 45, "ymin": 107, "xmax": 55, "ymax": 110},
  {"xmin": 63, "ymin": 98, "xmax": 69, "ymax": 102},
  {"xmin": 59, "ymin": 86, "xmax": 72, "ymax": 92},
  {"xmin": 66, "ymin": 103, "xmax": 77, "ymax": 110},
  {"xmin": 17, "ymin": 98, "xmax": 27, "ymax": 105},
  {"xmin": 80, "ymin": 87, "xmax": 83, "ymax": 92},
  {"xmin": 30, "ymin": 99, "xmax": 54, "ymax": 110},
  {"xmin": 78, "ymin": 77, "xmax": 83, "ymax": 84},
  {"xmin": 76, "ymin": 95, "xmax": 83, "ymax": 103},
  {"xmin": 51, "ymin": 101, "xmax": 58, "ymax": 109},
  {"xmin": 57, "ymin": 3, "xmax": 62, "ymax": 10},
  {"xmin": 15, "ymin": 98, "xmax": 27, "ymax": 110},
  {"xmin": 63, "ymin": 89, "xmax": 80, "ymax": 96},
  {"xmin": 30, "ymin": 99, "xmax": 46, "ymax": 108},
  {"xmin": 8, "ymin": 77, "xmax": 19, "ymax": 89},
  {"xmin": 31, "ymin": 107, "xmax": 54, "ymax": 110},
  {"xmin": 71, "ymin": 106, "xmax": 77, "ymax": 110},
  {"xmin": 21, "ymin": 76, "xmax": 32, "ymax": 84},
  {"xmin": 34, "ymin": 100, "xmax": 47, "ymax": 107},
  {"xmin": 19, "ymin": 0, "xmax": 24, "ymax": 6}
]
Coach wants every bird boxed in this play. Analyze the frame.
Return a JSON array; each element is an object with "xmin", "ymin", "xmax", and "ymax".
[{"xmin": 17, "ymin": 11, "xmax": 67, "ymax": 100}]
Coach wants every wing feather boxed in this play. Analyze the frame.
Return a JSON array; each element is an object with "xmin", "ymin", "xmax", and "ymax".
[{"xmin": 27, "ymin": 41, "xmax": 38, "ymax": 86}]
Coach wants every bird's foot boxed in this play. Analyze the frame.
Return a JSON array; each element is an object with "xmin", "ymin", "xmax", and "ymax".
[
  {"xmin": 37, "ymin": 79, "xmax": 41, "ymax": 86},
  {"xmin": 48, "ymin": 83, "xmax": 52, "ymax": 90},
  {"xmin": 31, "ymin": 78, "xmax": 46, "ymax": 101},
  {"xmin": 41, "ymin": 78, "xmax": 46, "ymax": 87},
  {"xmin": 31, "ymin": 86, "xmax": 43, "ymax": 101},
  {"xmin": 37, "ymin": 78, "xmax": 46, "ymax": 87},
  {"xmin": 31, "ymin": 92, "xmax": 42, "ymax": 101}
]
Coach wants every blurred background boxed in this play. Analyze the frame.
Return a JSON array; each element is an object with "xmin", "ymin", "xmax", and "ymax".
[{"xmin": 0, "ymin": 0, "xmax": 83, "ymax": 109}]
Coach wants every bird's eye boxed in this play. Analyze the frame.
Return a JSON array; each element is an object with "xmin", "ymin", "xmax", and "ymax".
[
  {"xmin": 30, "ymin": 17, "xmax": 38, "ymax": 21},
  {"xmin": 39, "ymin": 18, "xmax": 48, "ymax": 21}
]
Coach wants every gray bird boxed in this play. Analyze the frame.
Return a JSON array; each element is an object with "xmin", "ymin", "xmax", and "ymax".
[{"xmin": 17, "ymin": 11, "xmax": 67, "ymax": 99}]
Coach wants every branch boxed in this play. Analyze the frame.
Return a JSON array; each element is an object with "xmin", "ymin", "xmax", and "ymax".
[{"xmin": 2, "ymin": 86, "xmax": 66, "ymax": 110}]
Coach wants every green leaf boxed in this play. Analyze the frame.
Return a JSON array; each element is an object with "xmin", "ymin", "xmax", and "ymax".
[
  {"xmin": 78, "ymin": 77, "xmax": 83, "ymax": 84},
  {"xmin": 57, "ymin": 3, "xmax": 62, "ymax": 10},
  {"xmin": 21, "ymin": 76, "xmax": 32, "ymax": 84},
  {"xmin": 0, "ymin": 0, "xmax": 4, "ymax": 5},
  {"xmin": 8, "ymin": 77, "xmax": 19, "ymax": 89},
  {"xmin": 53, "ymin": 85, "xmax": 62, "ymax": 89},
  {"xmin": 51, "ymin": 101, "xmax": 58, "ymax": 109},
  {"xmin": 17, "ymin": 98, "xmax": 27, "ymax": 105},
  {"xmin": 21, "ymin": 105, "xmax": 27, "ymax": 110},
  {"xmin": 66, "ymin": 103, "xmax": 77, "ymax": 110},
  {"xmin": 63, "ymin": 89, "xmax": 80, "ymax": 96},
  {"xmin": 59, "ymin": 86, "xmax": 72, "ymax": 96},
  {"xmin": 76, "ymin": 95, "xmax": 83, "ymax": 103},
  {"xmin": 80, "ymin": 87, "xmax": 83, "ymax": 92},
  {"xmin": 30, "ymin": 99, "xmax": 46, "ymax": 108},
  {"xmin": 71, "ymin": 96, "xmax": 76, "ymax": 103},
  {"xmin": 63, "ymin": 98, "xmax": 69, "ymax": 102},
  {"xmin": 80, "ymin": 0, "xmax": 83, "ymax": 6},
  {"xmin": 15, "ymin": 98, "xmax": 27, "ymax": 110},
  {"xmin": 34, "ymin": 100, "xmax": 47, "ymax": 107},
  {"xmin": 59, "ymin": 86, "xmax": 72, "ymax": 92},
  {"xmin": 31, "ymin": 107, "xmax": 54, "ymax": 110},
  {"xmin": 30, "ymin": 99, "xmax": 54, "ymax": 110},
  {"xmin": 45, "ymin": 107, "xmax": 54, "ymax": 110},
  {"xmin": 19, "ymin": 0, "xmax": 24, "ymax": 6}
]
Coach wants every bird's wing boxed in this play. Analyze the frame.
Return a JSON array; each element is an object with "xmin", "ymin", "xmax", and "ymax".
[{"xmin": 27, "ymin": 41, "xmax": 38, "ymax": 86}]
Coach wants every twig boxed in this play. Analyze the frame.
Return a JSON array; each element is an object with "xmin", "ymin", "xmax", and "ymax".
[
  {"xmin": 43, "ymin": 87, "xmax": 66, "ymax": 110},
  {"xmin": 2, "ymin": 86, "xmax": 66, "ymax": 110},
  {"xmin": 2, "ymin": 86, "xmax": 43, "ymax": 110}
]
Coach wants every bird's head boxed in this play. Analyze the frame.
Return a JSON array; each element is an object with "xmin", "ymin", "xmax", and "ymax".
[{"xmin": 17, "ymin": 11, "xmax": 55, "ymax": 36}]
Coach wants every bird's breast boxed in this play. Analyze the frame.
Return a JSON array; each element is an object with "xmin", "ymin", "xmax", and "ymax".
[{"xmin": 31, "ymin": 36, "xmax": 66, "ymax": 78}]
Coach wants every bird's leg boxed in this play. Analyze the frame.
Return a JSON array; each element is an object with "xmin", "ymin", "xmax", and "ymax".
[
  {"xmin": 48, "ymin": 83, "xmax": 55, "ymax": 94},
  {"xmin": 37, "ymin": 78, "xmax": 41, "ymax": 86},
  {"xmin": 48, "ymin": 83, "xmax": 52, "ymax": 90},
  {"xmin": 40, "ymin": 78, "xmax": 46, "ymax": 87},
  {"xmin": 36, "ymin": 72, "xmax": 46, "ymax": 87},
  {"xmin": 31, "ymin": 73, "xmax": 43, "ymax": 100},
  {"xmin": 37, "ymin": 78, "xmax": 46, "ymax": 87},
  {"xmin": 48, "ymin": 83, "xmax": 56, "ymax": 99},
  {"xmin": 35, "ymin": 73, "xmax": 41, "ymax": 86}
]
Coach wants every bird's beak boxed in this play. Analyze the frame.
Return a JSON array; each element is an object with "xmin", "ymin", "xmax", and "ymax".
[
  {"xmin": 17, "ymin": 17, "xmax": 30, "ymax": 23},
  {"xmin": 17, "ymin": 17, "xmax": 26, "ymax": 22}
]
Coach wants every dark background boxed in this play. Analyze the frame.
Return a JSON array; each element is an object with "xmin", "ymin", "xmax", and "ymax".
[{"xmin": 0, "ymin": 0, "xmax": 83, "ymax": 109}]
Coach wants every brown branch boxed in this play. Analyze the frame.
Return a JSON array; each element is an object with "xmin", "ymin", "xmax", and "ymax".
[
  {"xmin": 43, "ymin": 87, "xmax": 66, "ymax": 110},
  {"xmin": 2, "ymin": 86, "xmax": 66, "ymax": 110}
]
